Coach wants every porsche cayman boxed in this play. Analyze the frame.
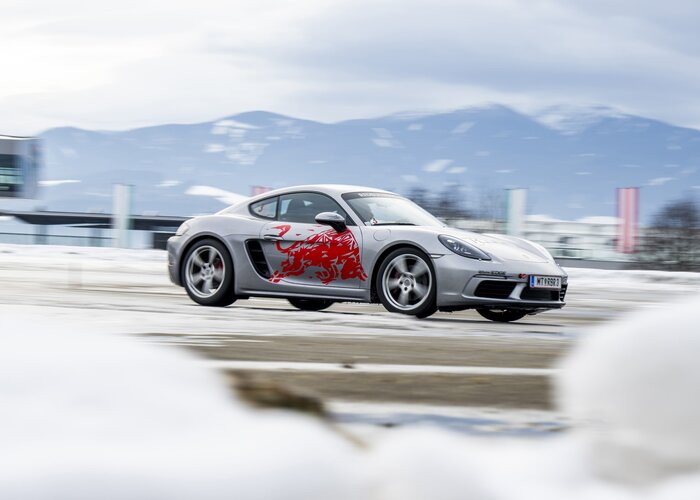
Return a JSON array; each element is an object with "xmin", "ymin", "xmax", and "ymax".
[{"xmin": 167, "ymin": 185, "xmax": 567, "ymax": 321}]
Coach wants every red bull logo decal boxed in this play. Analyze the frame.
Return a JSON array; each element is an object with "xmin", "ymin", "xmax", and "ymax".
[{"xmin": 269, "ymin": 224, "xmax": 368, "ymax": 285}]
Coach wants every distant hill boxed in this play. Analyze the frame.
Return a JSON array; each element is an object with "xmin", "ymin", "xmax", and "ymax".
[{"xmin": 37, "ymin": 105, "xmax": 700, "ymax": 221}]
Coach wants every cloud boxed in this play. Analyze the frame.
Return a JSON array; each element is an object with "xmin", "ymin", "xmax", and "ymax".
[
  {"xmin": 156, "ymin": 180, "xmax": 181, "ymax": 188},
  {"xmin": 422, "ymin": 159, "xmax": 453, "ymax": 173},
  {"xmin": 648, "ymin": 177, "xmax": 675, "ymax": 186},
  {"xmin": 3, "ymin": 0, "xmax": 700, "ymax": 133},
  {"xmin": 204, "ymin": 143, "xmax": 226, "ymax": 153},
  {"xmin": 226, "ymin": 0, "xmax": 700, "ymax": 126},
  {"xmin": 38, "ymin": 179, "xmax": 81, "ymax": 187},
  {"xmin": 185, "ymin": 185, "xmax": 248, "ymax": 205}
]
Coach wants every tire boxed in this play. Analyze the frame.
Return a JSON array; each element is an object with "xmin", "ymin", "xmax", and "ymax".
[
  {"xmin": 476, "ymin": 308, "xmax": 527, "ymax": 323},
  {"xmin": 288, "ymin": 298, "xmax": 334, "ymax": 311},
  {"xmin": 376, "ymin": 248, "xmax": 437, "ymax": 318},
  {"xmin": 182, "ymin": 238, "xmax": 237, "ymax": 307}
]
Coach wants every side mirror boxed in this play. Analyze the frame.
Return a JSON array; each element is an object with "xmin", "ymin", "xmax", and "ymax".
[{"xmin": 315, "ymin": 212, "xmax": 347, "ymax": 233}]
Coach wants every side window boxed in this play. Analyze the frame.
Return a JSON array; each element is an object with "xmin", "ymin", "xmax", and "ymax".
[
  {"xmin": 278, "ymin": 192, "xmax": 351, "ymax": 224},
  {"xmin": 249, "ymin": 196, "xmax": 278, "ymax": 219}
]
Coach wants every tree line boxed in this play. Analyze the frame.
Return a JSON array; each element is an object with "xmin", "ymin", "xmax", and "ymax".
[
  {"xmin": 405, "ymin": 185, "xmax": 503, "ymax": 221},
  {"xmin": 404, "ymin": 185, "xmax": 700, "ymax": 271},
  {"xmin": 637, "ymin": 198, "xmax": 700, "ymax": 271}
]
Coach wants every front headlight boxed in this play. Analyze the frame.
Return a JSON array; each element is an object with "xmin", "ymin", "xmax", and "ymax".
[
  {"xmin": 438, "ymin": 235, "xmax": 491, "ymax": 260},
  {"xmin": 175, "ymin": 221, "xmax": 191, "ymax": 236}
]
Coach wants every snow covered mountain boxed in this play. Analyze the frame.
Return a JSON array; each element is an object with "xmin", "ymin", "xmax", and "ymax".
[{"xmin": 37, "ymin": 105, "xmax": 700, "ymax": 221}]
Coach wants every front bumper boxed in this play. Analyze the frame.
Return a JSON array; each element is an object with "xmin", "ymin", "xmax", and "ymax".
[
  {"xmin": 166, "ymin": 235, "xmax": 183, "ymax": 286},
  {"xmin": 433, "ymin": 254, "xmax": 567, "ymax": 310}
]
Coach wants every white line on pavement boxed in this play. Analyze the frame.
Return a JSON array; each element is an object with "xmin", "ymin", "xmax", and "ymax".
[{"xmin": 203, "ymin": 360, "xmax": 557, "ymax": 376}]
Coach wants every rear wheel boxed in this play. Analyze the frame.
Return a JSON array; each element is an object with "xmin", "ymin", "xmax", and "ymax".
[
  {"xmin": 476, "ymin": 308, "xmax": 527, "ymax": 323},
  {"xmin": 288, "ymin": 298, "xmax": 334, "ymax": 311},
  {"xmin": 182, "ymin": 238, "xmax": 236, "ymax": 307},
  {"xmin": 376, "ymin": 248, "xmax": 437, "ymax": 318}
]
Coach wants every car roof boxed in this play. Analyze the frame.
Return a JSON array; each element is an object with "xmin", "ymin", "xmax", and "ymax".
[
  {"xmin": 218, "ymin": 184, "xmax": 398, "ymax": 215},
  {"xmin": 249, "ymin": 184, "xmax": 394, "ymax": 201}
]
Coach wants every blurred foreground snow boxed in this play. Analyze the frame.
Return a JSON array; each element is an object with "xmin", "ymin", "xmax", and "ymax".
[
  {"xmin": 2, "ymin": 286, "xmax": 700, "ymax": 498},
  {"xmin": 0, "ymin": 314, "xmax": 368, "ymax": 500}
]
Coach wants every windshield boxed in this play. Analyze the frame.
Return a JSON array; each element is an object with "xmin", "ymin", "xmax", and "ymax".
[{"xmin": 342, "ymin": 192, "xmax": 444, "ymax": 227}]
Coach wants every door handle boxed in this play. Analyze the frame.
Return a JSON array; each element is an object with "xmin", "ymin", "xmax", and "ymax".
[{"xmin": 262, "ymin": 234, "xmax": 283, "ymax": 241}]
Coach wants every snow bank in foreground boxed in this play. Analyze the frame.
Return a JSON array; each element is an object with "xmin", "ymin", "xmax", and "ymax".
[
  {"xmin": 558, "ymin": 299, "xmax": 700, "ymax": 486},
  {"xmin": 3, "ymin": 300, "xmax": 700, "ymax": 499},
  {"xmin": 0, "ymin": 314, "xmax": 367, "ymax": 500}
]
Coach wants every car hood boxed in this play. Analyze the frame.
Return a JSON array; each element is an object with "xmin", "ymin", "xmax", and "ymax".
[{"xmin": 420, "ymin": 226, "xmax": 553, "ymax": 263}]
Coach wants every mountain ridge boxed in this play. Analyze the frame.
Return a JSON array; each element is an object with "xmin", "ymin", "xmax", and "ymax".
[{"xmin": 36, "ymin": 106, "xmax": 700, "ymax": 221}]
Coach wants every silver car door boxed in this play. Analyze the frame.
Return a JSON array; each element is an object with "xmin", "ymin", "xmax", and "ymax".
[{"xmin": 258, "ymin": 192, "xmax": 367, "ymax": 289}]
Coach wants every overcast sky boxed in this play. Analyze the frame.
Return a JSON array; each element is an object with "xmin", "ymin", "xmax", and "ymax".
[{"xmin": 3, "ymin": 0, "xmax": 700, "ymax": 134}]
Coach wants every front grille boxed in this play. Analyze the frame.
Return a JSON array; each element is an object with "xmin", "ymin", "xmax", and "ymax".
[
  {"xmin": 474, "ymin": 280, "xmax": 516, "ymax": 299},
  {"xmin": 521, "ymin": 287, "xmax": 560, "ymax": 301},
  {"xmin": 560, "ymin": 284, "xmax": 568, "ymax": 302}
]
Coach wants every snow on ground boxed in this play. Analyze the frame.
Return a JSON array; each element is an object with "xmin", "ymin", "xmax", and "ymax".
[
  {"xmin": 565, "ymin": 266, "xmax": 700, "ymax": 288},
  {"xmin": 2, "ymin": 243, "xmax": 700, "ymax": 498},
  {"xmin": 558, "ymin": 300, "xmax": 700, "ymax": 486},
  {"xmin": 0, "ymin": 302, "xmax": 700, "ymax": 500},
  {"xmin": 4, "ymin": 243, "xmax": 700, "ymax": 289},
  {"xmin": 0, "ymin": 242, "xmax": 695, "ymax": 345},
  {"xmin": 0, "ymin": 313, "xmax": 368, "ymax": 500}
]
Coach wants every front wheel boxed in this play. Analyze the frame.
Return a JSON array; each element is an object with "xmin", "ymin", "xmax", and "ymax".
[
  {"xmin": 182, "ymin": 238, "xmax": 237, "ymax": 307},
  {"xmin": 476, "ymin": 308, "xmax": 527, "ymax": 323},
  {"xmin": 288, "ymin": 298, "xmax": 334, "ymax": 311},
  {"xmin": 376, "ymin": 248, "xmax": 437, "ymax": 318}
]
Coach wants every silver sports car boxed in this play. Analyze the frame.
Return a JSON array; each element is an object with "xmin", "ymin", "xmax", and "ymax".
[{"xmin": 167, "ymin": 184, "xmax": 567, "ymax": 322}]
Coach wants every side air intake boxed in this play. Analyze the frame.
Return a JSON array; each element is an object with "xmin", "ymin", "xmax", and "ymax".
[{"xmin": 246, "ymin": 240, "xmax": 271, "ymax": 278}]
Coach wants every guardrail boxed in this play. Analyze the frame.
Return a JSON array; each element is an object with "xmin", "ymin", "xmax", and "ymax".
[{"xmin": 0, "ymin": 232, "xmax": 112, "ymax": 247}]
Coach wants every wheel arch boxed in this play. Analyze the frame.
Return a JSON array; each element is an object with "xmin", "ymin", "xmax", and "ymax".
[
  {"xmin": 178, "ymin": 232, "xmax": 235, "ymax": 285},
  {"xmin": 369, "ymin": 242, "xmax": 434, "ymax": 303}
]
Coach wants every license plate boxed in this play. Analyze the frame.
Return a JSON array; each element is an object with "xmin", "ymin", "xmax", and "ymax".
[{"xmin": 529, "ymin": 275, "xmax": 561, "ymax": 289}]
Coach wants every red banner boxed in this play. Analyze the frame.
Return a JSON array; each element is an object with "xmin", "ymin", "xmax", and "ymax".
[
  {"xmin": 617, "ymin": 187, "xmax": 639, "ymax": 254},
  {"xmin": 250, "ymin": 185, "xmax": 272, "ymax": 196}
]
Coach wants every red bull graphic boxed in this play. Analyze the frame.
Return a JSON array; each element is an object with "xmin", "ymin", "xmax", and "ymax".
[{"xmin": 269, "ymin": 224, "xmax": 368, "ymax": 285}]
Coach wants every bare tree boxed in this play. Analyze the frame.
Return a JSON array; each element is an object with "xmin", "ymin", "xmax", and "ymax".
[
  {"xmin": 475, "ymin": 187, "xmax": 504, "ymax": 223},
  {"xmin": 434, "ymin": 185, "xmax": 473, "ymax": 219},
  {"xmin": 638, "ymin": 198, "xmax": 700, "ymax": 271},
  {"xmin": 406, "ymin": 187, "xmax": 431, "ymax": 211},
  {"xmin": 405, "ymin": 185, "xmax": 473, "ymax": 219}
]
